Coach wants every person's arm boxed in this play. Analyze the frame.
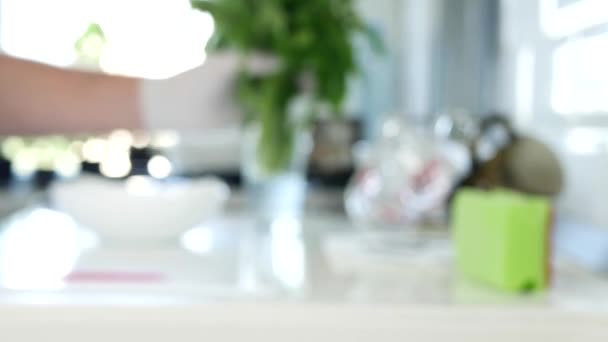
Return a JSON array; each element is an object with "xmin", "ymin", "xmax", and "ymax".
[
  {"xmin": 0, "ymin": 53, "xmax": 276, "ymax": 136},
  {"xmin": 0, "ymin": 55, "xmax": 141, "ymax": 135}
]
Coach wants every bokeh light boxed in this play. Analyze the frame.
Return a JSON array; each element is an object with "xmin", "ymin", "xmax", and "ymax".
[{"xmin": 147, "ymin": 155, "xmax": 173, "ymax": 179}]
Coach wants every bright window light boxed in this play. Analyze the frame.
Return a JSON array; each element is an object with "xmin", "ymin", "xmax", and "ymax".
[
  {"xmin": 565, "ymin": 128, "xmax": 604, "ymax": 155},
  {"xmin": 541, "ymin": 0, "xmax": 608, "ymax": 38},
  {"xmin": 514, "ymin": 46, "xmax": 536, "ymax": 127},
  {"xmin": 0, "ymin": 0, "xmax": 214, "ymax": 78},
  {"xmin": 552, "ymin": 32, "xmax": 608, "ymax": 115}
]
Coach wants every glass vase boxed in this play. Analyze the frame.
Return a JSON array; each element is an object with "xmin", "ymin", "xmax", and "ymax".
[
  {"xmin": 238, "ymin": 124, "xmax": 312, "ymax": 295},
  {"xmin": 241, "ymin": 124, "xmax": 313, "ymax": 226}
]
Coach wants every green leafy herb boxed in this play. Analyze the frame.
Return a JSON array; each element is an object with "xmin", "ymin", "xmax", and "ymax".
[
  {"xmin": 75, "ymin": 23, "xmax": 106, "ymax": 64},
  {"xmin": 192, "ymin": 0, "xmax": 382, "ymax": 174}
]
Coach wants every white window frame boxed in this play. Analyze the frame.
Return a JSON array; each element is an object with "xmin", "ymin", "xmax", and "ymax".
[{"xmin": 501, "ymin": 0, "xmax": 608, "ymax": 127}]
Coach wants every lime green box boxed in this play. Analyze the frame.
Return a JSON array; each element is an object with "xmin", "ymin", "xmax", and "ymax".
[{"xmin": 452, "ymin": 189, "xmax": 552, "ymax": 292}]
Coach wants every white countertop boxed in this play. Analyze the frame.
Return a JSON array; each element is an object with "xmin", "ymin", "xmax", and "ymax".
[
  {"xmin": 0, "ymin": 200, "xmax": 607, "ymax": 308},
  {"xmin": 0, "ymin": 193, "xmax": 608, "ymax": 340}
]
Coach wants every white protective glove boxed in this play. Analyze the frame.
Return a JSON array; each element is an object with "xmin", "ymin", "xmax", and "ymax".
[{"xmin": 139, "ymin": 52, "xmax": 276, "ymax": 133}]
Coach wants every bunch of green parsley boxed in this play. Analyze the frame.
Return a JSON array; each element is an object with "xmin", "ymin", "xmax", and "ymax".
[{"xmin": 192, "ymin": 0, "xmax": 382, "ymax": 174}]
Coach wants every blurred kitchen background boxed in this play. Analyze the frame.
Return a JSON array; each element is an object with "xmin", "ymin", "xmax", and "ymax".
[
  {"xmin": 0, "ymin": 0, "xmax": 605, "ymax": 227},
  {"xmin": 0, "ymin": 0, "xmax": 600, "ymax": 233},
  {"xmin": 1, "ymin": 0, "xmax": 608, "ymax": 314}
]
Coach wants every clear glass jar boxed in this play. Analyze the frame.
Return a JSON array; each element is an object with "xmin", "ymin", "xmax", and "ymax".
[{"xmin": 345, "ymin": 118, "xmax": 456, "ymax": 248}]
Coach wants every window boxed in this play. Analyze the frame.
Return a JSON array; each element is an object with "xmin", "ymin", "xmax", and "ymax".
[
  {"xmin": 0, "ymin": 0, "xmax": 214, "ymax": 79},
  {"xmin": 540, "ymin": 0, "xmax": 608, "ymax": 116},
  {"xmin": 541, "ymin": 0, "xmax": 608, "ymax": 38},
  {"xmin": 552, "ymin": 32, "xmax": 608, "ymax": 115},
  {"xmin": 501, "ymin": 0, "xmax": 608, "ymax": 227}
]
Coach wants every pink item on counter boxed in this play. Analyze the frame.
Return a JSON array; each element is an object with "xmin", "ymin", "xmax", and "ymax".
[{"xmin": 65, "ymin": 271, "xmax": 166, "ymax": 284}]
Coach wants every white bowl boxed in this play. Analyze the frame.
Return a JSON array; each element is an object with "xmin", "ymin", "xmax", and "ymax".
[{"xmin": 50, "ymin": 176, "xmax": 230, "ymax": 242}]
